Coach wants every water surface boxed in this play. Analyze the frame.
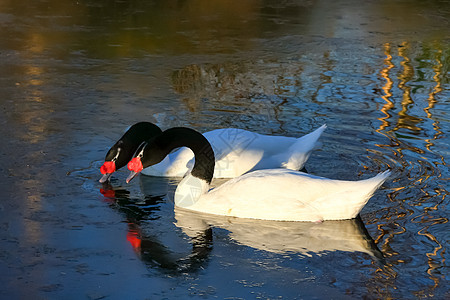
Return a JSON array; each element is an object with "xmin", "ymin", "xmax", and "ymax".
[{"xmin": 0, "ymin": 0, "xmax": 449, "ymax": 299}]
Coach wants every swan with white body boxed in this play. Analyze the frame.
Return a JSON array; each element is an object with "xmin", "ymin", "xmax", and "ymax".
[{"xmin": 127, "ymin": 127, "xmax": 390, "ymax": 222}]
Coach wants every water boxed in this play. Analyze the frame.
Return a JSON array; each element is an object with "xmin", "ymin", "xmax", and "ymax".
[{"xmin": 0, "ymin": 0, "xmax": 449, "ymax": 299}]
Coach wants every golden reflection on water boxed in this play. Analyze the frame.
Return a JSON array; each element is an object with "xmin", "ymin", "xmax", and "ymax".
[
  {"xmin": 396, "ymin": 42, "xmax": 423, "ymax": 133},
  {"xmin": 424, "ymin": 47, "xmax": 444, "ymax": 152},
  {"xmin": 378, "ymin": 43, "xmax": 395, "ymax": 132},
  {"xmin": 374, "ymin": 41, "xmax": 448, "ymax": 298}
]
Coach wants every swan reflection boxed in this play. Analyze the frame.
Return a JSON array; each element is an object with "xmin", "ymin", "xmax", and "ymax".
[
  {"xmin": 101, "ymin": 176, "xmax": 383, "ymax": 274},
  {"xmin": 100, "ymin": 179, "xmax": 212, "ymax": 274},
  {"xmin": 175, "ymin": 208, "xmax": 383, "ymax": 259}
]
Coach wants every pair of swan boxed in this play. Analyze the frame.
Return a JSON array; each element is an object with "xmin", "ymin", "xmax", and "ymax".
[
  {"xmin": 100, "ymin": 122, "xmax": 390, "ymax": 222},
  {"xmin": 100, "ymin": 122, "xmax": 325, "ymax": 181}
]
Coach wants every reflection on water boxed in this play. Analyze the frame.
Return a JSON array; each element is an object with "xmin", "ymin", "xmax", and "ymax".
[
  {"xmin": 175, "ymin": 209, "xmax": 383, "ymax": 259},
  {"xmin": 100, "ymin": 180, "xmax": 383, "ymax": 275},
  {"xmin": 101, "ymin": 182, "xmax": 213, "ymax": 274},
  {"xmin": 1, "ymin": 0, "xmax": 449, "ymax": 298},
  {"xmin": 370, "ymin": 42, "xmax": 449, "ymax": 297}
]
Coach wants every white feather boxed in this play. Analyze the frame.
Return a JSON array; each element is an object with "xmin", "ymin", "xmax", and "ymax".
[{"xmin": 174, "ymin": 169, "xmax": 391, "ymax": 222}]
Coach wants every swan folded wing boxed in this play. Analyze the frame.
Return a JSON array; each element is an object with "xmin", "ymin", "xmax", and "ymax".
[
  {"xmin": 184, "ymin": 170, "xmax": 325, "ymax": 221},
  {"xmin": 183, "ymin": 169, "xmax": 389, "ymax": 222}
]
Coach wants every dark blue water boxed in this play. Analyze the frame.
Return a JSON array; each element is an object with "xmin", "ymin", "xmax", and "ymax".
[{"xmin": 0, "ymin": 0, "xmax": 449, "ymax": 299}]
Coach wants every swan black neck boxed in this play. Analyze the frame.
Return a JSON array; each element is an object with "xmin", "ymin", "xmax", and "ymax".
[
  {"xmin": 105, "ymin": 122, "xmax": 162, "ymax": 169},
  {"xmin": 142, "ymin": 127, "xmax": 215, "ymax": 183}
]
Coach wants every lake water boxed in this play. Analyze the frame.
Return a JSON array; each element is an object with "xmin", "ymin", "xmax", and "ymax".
[{"xmin": 0, "ymin": 0, "xmax": 449, "ymax": 299}]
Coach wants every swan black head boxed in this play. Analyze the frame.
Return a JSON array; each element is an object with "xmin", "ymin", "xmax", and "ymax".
[
  {"xmin": 99, "ymin": 122, "xmax": 162, "ymax": 183},
  {"xmin": 127, "ymin": 127, "xmax": 215, "ymax": 184}
]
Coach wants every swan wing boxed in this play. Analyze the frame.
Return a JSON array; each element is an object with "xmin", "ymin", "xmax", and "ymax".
[
  {"xmin": 279, "ymin": 124, "xmax": 327, "ymax": 170},
  {"xmin": 185, "ymin": 169, "xmax": 390, "ymax": 222}
]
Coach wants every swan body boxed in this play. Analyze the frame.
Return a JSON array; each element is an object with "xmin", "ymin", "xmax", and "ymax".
[
  {"xmin": 175, "ymin": 170, "xmax": 391, "ymax": 222},
  {"xmin": 127, "ymin": 127, "xmax": 391, "ymax": 222},
  {"xmin": 142, "ymin": 125, "xmax": 326, "ymax": 178}
]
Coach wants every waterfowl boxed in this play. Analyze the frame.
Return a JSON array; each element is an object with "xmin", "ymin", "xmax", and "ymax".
[
  {"xmin": 101, "ymin": 122, "xmax": 326, "ymax": 182},
  {"xmin": 141, "ymin": 125, "xmax": 327, "ymax": 178},
  {"xmin": 127, "ymin": 127, "xmax": 391, "ymax": 222},
  {"xmin": 99, "ymin": 122, "xmax": 162, "ymax": 183}
]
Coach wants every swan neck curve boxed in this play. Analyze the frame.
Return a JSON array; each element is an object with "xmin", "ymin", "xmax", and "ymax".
[{"xmin": 142, "ymin": 127, "xmax": 215, "ymax": 183}]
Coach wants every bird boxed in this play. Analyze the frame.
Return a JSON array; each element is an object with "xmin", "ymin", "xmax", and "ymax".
[
  {"xmin": 101, "ymin": 122, "xmax": 326, "ymax": 182},
  {"xmin": 126, "ymin": 127, "xmax": 391, "ymax": 222}
]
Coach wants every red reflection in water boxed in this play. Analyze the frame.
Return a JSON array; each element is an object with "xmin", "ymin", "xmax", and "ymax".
[
  {"xmin": 100, "ymin": 188, "xmax": 116, "ymax": 203},
  {"xmin": 126, "ymin": 227, "xmax": 142, "ymax": 251}
]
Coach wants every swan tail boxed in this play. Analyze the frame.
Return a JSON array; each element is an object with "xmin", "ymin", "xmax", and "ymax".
[
  {"xmin": 320, "ymin": 170, "xmax": 391, "ymax": 221},
  {"xmin": 351, "ymin": 170, "xmax": 391, "ymax": 203},
  {"xmin": 350, "ymin": 170, "xmax": 391, "ymax": 217},
  {"xmin": 283, "ymin": 124, "xmax": 327, "ymax": 170},
  {"xmin": 364, "ymin": 170, "xmax": 391, "ymax": 190}
]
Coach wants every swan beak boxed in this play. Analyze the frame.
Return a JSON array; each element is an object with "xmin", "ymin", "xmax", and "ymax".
[
  {"xmin": 99, "ymin": 173, "xmax": 113, "ymax": 183},
  {"xmin": 126, "ymin": 171, "xmax": 139, "ymax": 184}
]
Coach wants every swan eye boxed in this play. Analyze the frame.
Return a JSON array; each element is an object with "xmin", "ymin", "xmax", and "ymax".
[
  {"xmin": 128, "ymin": 157, "xmax": 143, "ymax": 172},
  {"xmin": 100, "ymin": 161, "xmax": 116, "ymax": 174}
]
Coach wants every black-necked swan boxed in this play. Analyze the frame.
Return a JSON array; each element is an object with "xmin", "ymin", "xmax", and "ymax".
[
  {"xmin": 99, "ymin": 122, "xmax": 162, "ymax": 183},
  {"xmin": 126, "ymin": 127, "xmax": 391, "ymax": 222},
  {"xmin": 100, "ymin": 122, "xmax": 326, "ymax": 182}
]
